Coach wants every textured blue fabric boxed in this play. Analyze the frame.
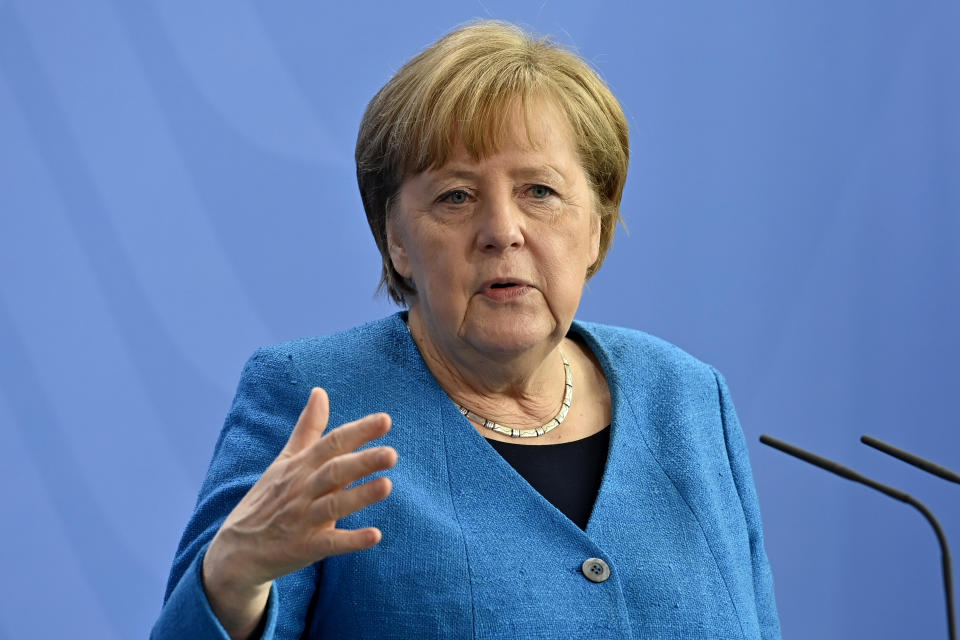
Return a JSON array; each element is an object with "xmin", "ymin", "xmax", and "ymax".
[{"xmin": 152, "ymin": 312, "xmax": 781, "ymax": 639}]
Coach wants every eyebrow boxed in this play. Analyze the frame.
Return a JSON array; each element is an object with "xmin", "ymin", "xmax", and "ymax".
[
  {"xmin": 428, "ymin": 167, "xmax": 480, "ymax": 182},
  {"xmin": 428, "ymin": 164, "xmax": 569, "ymax": 185},
  {"xmin": 515, "ymin": 165, "xmax": 567, "ymax": 185}
]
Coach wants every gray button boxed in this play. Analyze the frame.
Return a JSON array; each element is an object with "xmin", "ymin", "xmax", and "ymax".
[{"xmin": 581, "ymin": 557, "xmax": 610, "ymax": 583}]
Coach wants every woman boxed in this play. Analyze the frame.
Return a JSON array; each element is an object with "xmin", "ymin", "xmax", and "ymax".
[{"xmin": 153, "ymin": 21, "xmax": 780, "ymax": 640}]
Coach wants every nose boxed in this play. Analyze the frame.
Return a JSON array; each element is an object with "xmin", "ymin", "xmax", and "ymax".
[{"xmin": 475, "ymin": 195, "xmax": 525, "ymax": 252}]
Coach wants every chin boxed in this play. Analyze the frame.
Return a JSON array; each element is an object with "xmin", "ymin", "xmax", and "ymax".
[{"xmin": 461, "ymin": 313, "xmax": 558, "ymax": 357}]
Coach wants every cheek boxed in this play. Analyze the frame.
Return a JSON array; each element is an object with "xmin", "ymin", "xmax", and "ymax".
[
  {"xmin": 542, "ymin": 242, "xmax": 584, "ymax": 292},
  {"xmin": 411, "ymin": 237, "xmax": 471, "ymax": 301},
  {"xmin": 564, "ymin": 215, "xmax": 601, "ymax": 269},
  {"xmin": 389, "ymin": 214, "xmax": 443, "ymax": 281}
]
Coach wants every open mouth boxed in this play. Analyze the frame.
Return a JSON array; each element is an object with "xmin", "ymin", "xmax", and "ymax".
[{"xmin": 481, "ymin": 280, "xmax": 530, "ymax": 301}]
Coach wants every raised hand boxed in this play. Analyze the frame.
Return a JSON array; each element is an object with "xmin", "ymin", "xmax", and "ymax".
[{"xmin": 202, "ymin": 388, "xmax": 397, "ymax": 639}]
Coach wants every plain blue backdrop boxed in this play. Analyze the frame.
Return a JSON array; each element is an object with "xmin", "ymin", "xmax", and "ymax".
[{"xmin": 1, "ymin": 1, "xmax": 958, "ymax": 638}]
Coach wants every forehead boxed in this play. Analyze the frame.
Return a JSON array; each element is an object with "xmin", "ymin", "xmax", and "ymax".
[{"xmin": 424, "ymin": 98, "xmax": 582, "ymax": 178}]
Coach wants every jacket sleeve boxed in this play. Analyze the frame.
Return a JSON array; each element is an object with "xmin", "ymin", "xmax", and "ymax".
[
  {"xmin": 152, "ymin": 347, "xmax": 319, "ymax": 639},
  {"xmin": 712, "ymin": 367, "xmax": 782, "ymax": 640}
]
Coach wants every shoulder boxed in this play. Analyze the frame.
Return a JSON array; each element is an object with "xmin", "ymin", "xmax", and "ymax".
[
  {"xmin": 233, "ymin": 313, "xmax": 424, "ymax": 427},
  {"xmin": 244, "ymin": 313, "xmax": 409, "ymax": 382}
]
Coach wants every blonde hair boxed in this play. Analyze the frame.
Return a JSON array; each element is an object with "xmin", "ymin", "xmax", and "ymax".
[{"xmin": 355, "ymin": 20, "xmax": 629, "ymax": 305}]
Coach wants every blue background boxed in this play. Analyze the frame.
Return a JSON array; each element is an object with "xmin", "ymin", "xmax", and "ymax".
[{"xmin": 1, "ymin": 1, "xmax": 958, "ymax": 638}]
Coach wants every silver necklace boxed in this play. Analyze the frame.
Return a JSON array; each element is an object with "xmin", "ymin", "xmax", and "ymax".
[{"xmin": 455, "ymin": 350, "xmax": 573, "ymax": 438}]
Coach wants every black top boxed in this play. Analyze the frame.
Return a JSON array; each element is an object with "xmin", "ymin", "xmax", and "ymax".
[{"xmin": 485, "ymin": 425, "xmax": 611, "ymax": 530}]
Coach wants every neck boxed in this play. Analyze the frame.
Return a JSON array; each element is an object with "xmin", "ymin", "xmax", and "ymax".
[{"xmin": 406, "ymin": 306, "xmax": 569, "ymax": 429}]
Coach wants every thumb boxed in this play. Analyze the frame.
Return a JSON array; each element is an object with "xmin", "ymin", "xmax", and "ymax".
[{"xmin": 284, "ymin": 387, "xmax": 330, "ymax": 454}]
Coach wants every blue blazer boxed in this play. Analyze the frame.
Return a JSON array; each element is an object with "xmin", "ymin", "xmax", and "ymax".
[{"xmin": 153, "ymin": 313, "xmax": 781, "ymax": 639}]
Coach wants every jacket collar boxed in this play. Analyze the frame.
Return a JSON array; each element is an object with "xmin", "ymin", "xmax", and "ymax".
[{"xmin": 385, "ymin": 311, "xmax": 634, "ymax": 539}]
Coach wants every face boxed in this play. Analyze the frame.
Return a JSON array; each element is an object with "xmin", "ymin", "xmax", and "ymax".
[{"xmin": 388, "ymin": 100, "xmax": 602, "ymax": 361}]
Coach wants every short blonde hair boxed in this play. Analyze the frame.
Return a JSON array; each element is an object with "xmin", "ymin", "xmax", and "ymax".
[{"xmin": 356, "ymin": 20, "xmax": 629, "ymax": 305}]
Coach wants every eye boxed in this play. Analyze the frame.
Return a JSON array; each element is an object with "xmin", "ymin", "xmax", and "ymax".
[
  {"xmin": 528, "ymin": 185, "xmax": 556, "ymax": 199},
  {"xmin": 438, "ymin": 189, "xmax": 470, "ymax": 205}
]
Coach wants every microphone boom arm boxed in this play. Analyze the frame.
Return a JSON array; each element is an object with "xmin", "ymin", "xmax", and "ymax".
[{"xmin": 759, "ymin": 434, "xmax": 956, "ymax": 640}]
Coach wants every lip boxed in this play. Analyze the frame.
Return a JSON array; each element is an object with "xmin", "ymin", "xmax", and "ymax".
[
  {"xmin": 478, "ymin": 277, "xmax": 534, "ymax": 291},
  {"xmin": 477, "ymin": 278, "xmax": 535, "ymax": 302}
]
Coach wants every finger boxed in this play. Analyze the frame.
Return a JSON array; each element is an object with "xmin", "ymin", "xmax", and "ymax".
[
  {"xmin": 309, "ymin": 527, "xmax": 383, "ymax": 560},
  {"xmin": 307, "ymin": 446, "xmax": 398, "ymax": 498},
  {"xmin": 307, "ymin": 412, "xmax": 392, "ymax": 464},
  {"xmin": 310, "ymin": 476, "xmax": 393, "ymax": 525},
  {"xmin": 284, "ymin": 388, "xmax": 331, "ymax": 454}
]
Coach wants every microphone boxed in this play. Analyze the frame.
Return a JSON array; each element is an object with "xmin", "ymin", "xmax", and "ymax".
[
  {"xmin": 861, "ymin": 435, "xmax": 960, "ymax": 485},
  {"xmin": 759, "ymin": 434, "xmax": 956, "ymax": 640}
]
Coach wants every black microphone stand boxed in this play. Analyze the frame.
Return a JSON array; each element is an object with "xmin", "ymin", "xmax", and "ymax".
[{"xmin": 760, "ymin": 434, "xmax": 956, "ymax": 640}]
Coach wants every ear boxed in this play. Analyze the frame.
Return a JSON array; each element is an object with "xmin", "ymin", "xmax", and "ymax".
[
  {"xmin": 386, "ymin": 215, "xmax": 411, "ymax": 279},
  {"xmin": 588, "ymin": 211, "xmax": 602, "ymax": 267}
]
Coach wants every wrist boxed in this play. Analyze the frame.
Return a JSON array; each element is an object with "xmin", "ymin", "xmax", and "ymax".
[{"xmin": 202, "ymin": 536, "xmax": 272, "ymax": 640}]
